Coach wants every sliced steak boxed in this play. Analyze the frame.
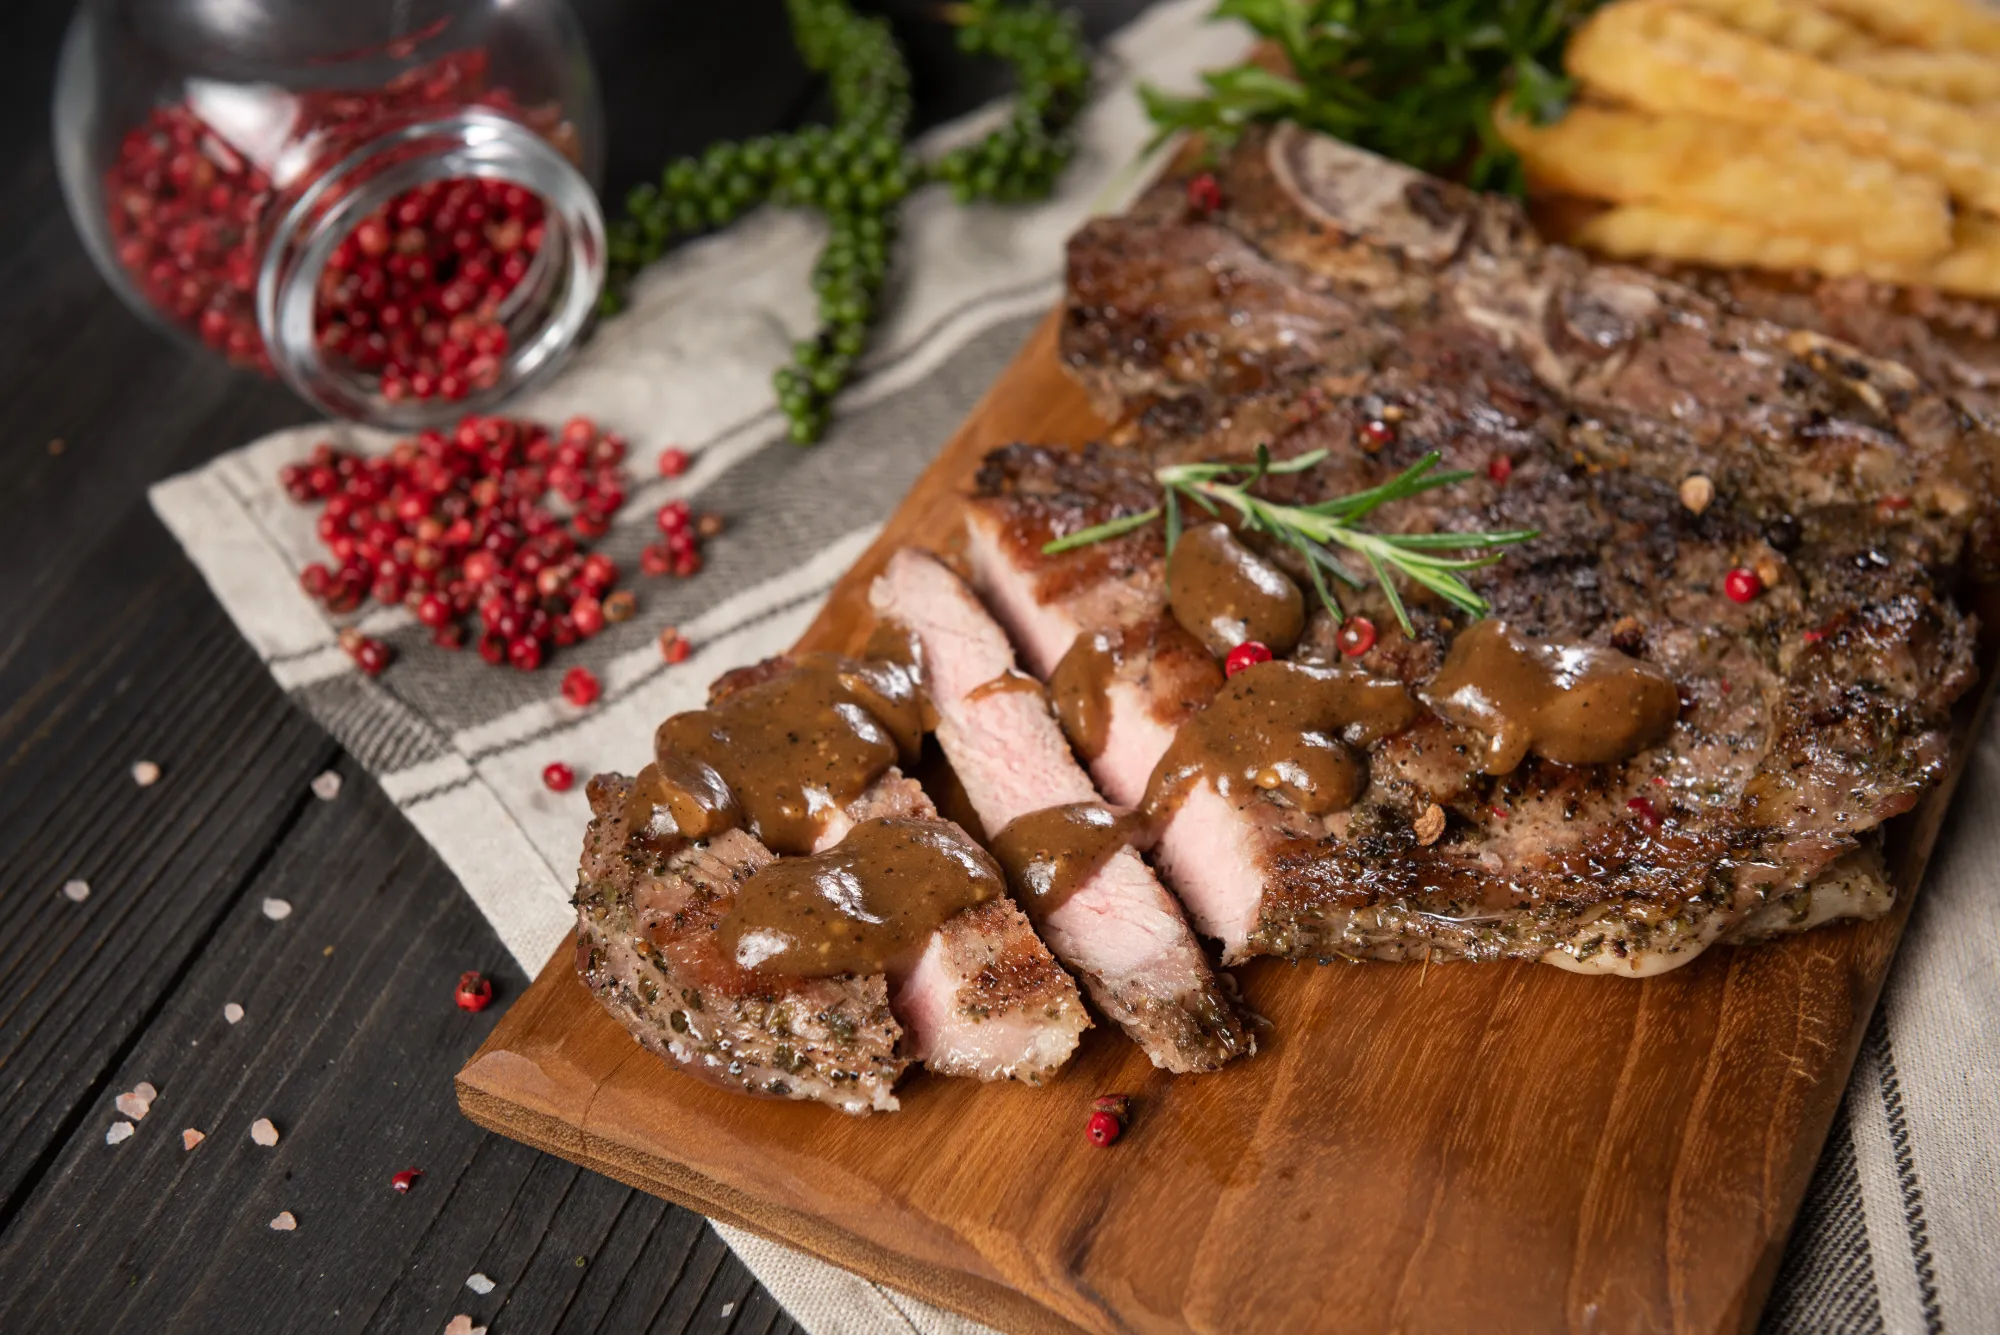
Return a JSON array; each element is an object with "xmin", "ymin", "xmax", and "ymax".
[
  {"xmin": 965, "ymin": 462, "xmax": 1221, "ymax": 806},
  {"xmin": 575, "ymin": 774, "xmax": 904, "ymax": 1113},
  {"xmin": 961, "ymin": 128, "xmax": 1986, "ymax": 976},
  {"xmin": 871, "ymin": 548, "xmax": 1251, "ymax": 1072},
  {"xmin": 578, "ymin": 660, "xmax": 1090, "ymax": 1110}
]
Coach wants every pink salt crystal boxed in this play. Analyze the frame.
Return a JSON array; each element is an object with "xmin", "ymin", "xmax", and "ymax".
[
  {"xmin": 115, "ymin": 1092, "xmax": 151, "ymax": 1120},
  {"xmin": 182, "ymin": 1128, "xmax": 205, "ymax": 1150},
  {"xmin": 223, "ymin": 1002, "xmax": 245, "ymax": 1024},
  {"xmin": 269, "ymin": 1211, "xmax": 297, "ymax": 1231},
  {"xmin": 261, "ymin": 898, "xmax": 292, "ymax": 921},
  {"xmin": 443, "ymin": 1317, "xmax": 475, "ymax": 1335},
  {"xmin": 106, "ymin": 1121, "xmax": 134, "ymax": 1145},
  {"xmin": 133, "ymin": 1081, "xmax": 157, "ymax": 1101},
  {"xmin": 311, "ymin": 771, "xmax": 342, "ymax": 801},
  {"xmin": 250, "ymin": 1117, "xmax": 280, "ymax": 1147},
  {"xmin": 132, "ymin": 760, "xmax": 161, "ymax": 786},
  {"xmin": 62, "ymin": 879, "xmax": 89, "ymax": 903}
]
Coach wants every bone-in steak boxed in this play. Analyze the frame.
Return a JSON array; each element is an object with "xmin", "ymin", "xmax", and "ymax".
[{"xmin": 965, "ymin": 129, "xmax": 1986, "ymax": 976}]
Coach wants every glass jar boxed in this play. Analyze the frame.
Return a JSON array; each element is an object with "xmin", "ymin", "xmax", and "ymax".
[{"xmin": 53, "ymin": 0, "xmax": 607, "ymax": 426}]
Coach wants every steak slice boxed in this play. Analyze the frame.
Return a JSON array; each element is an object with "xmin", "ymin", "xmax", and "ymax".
[
  {"xmin": 870, "ymin": 548, "xmax": 1251, "ymax": 1072},
  {"xmin": 577, "ymin": 695, "xmax": 1089, "ymax": 1108},
  {"xmin": 960, "ymin": 129, "xmax": 1986, "ymax": 975},
  {"xmin": 575, "ymin": 774, "xmax": 904, "ymax": 1113}
]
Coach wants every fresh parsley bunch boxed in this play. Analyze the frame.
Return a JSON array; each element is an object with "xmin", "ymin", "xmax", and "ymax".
[{"xmin": 1140, "ymin": 0, "xmax": 1598, "ymax": 193}]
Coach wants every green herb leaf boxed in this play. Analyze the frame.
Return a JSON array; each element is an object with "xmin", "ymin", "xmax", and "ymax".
[
  {"xmin": 1041, "ymin": 506, "xmax": 1163, "ymax": 554},
  {"xmin": 1139, "ymin": 0, "xmax": 1604, "ymax": 196}
]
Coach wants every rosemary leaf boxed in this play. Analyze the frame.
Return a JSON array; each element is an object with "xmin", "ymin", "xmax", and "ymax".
[
  {"xmin": 1362, "ymin": 547, "xmax": 1413, "ymax": 635},
  {"xmin": 1037, "ymin": 443, "xmax": 1538, "ymax": 625},
  {"xmin": 1041, "ymin": 506, "xmax": 1161, "ymax": 554}
]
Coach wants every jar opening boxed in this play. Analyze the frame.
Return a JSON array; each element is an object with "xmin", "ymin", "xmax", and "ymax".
[{"xmin": 259, "ymin": 109, "xmax": 603, "ymax": 423}]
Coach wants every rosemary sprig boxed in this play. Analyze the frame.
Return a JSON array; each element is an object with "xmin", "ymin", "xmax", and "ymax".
[{"xmin": 1040, "ymin": 446, "xmax": 1537, "ymax": 634}]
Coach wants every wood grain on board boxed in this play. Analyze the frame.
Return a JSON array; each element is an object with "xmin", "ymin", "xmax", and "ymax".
[{"xmin": 457, "ymin": 309, "xmax": 1992, "ymax": 1335}]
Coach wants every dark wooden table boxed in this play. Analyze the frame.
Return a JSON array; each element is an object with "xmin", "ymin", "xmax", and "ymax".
[{"xmin": 0, "ymin": 2, "xmax": 1145, "ymax": 1330}]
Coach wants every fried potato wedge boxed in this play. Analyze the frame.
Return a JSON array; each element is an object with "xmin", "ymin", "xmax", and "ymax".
[
  {"xmin": 1837, "ymin": 49, "xmax": 2000, "ymax": 105},
  {"xmin": 1808, "ymin": 0, "xmax": 2000, "ymax": 56},
  {"xmin": 1577, "ymin": 204, "xmax": 2000, "ymax": 300},
  {"xmin": 1662, "ymin": 0, "xmax": 1869, "ymax": 59},
  {"xmin": 1568, "ymin": 2, "xmax": 2000, "ymax": 211},
  {"xmin": 1497, "ymin": 103, "xmax": 1950, "ymax": 262},
  {"xmin": 1577, "ymin": 203, "xmax": 1903, "ymax": 280},
  {"xmin": 1929, "ymin": 213, "xmax": 2000, "ymax": 297}
]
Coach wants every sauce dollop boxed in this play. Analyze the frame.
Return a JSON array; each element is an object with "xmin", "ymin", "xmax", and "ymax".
[
  {"xmin": 654, "ymin": 653, "xmax": 924, "ymax": 855},
  {"xmin": 621, "ymin": 753, "xmax": 740, "ymax": 843},
  {"xmin": 1049, "ymin": 630, "xmax": 1119, "ymax": 761},
  {"xmin": 988, "ymin": 803, "xmax": 1148, "ymax": 923},
  {"xmin": 966, "ymin": 669, "xmax": 1048, "ymax": 704},
  {"xmin": 717, "ymin": 817, "xmax": 1004, "ymax": 976},
  {"xmin": 1142, "ymin": 658, "xmax": 1418, "ymax": 818},
  {"xmin": 1167, "ymin": 523, "xmax": 1305, "ymax": 657},
  {"xmin": 1420, "ymin": 619, "xmax": 1679, "ymax": 774}
]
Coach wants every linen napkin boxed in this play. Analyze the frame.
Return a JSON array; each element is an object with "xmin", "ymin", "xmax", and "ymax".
[{"xmin": 150, "ymin": 2, "xmax": 1998, "ymax": 1328}]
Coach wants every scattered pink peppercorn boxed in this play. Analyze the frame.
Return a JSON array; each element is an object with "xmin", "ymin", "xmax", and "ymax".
[
  {"xmin": 454, "ymin": 971, "xmax": 493, "ymax": 1012},
  {"xmin": 1360, "ymin": 419, "xmax": 1396, "ymax": 450},
  {"xmin": 281, "ymin": 413, "xmax": 634, "ymax": 674},
  {"xmin": 1086, "ymin": 1110, "xmax": 1122, "ymax": 1147},
  {"xmin": 1626, "ymin": 796, "xmax": 1661, "ymax": 831},
  {"xmin": 542, "ymin": 761, "xmax": 575, "ymax": 792},
  {"xmin": 1488, "ymin": 454, "xmax": 1513, "ymax": 483},
  {"xmin": 1185, "ymin": 172, "xmax": 1224, "ymax": 214},
  {"xmin": 561, "ymin": 666, "xmax": 601, "ymax": 707},
  {"xmin": 658, "ymin": 447, "xmax": 691, "ymax": 477},
  {"xmin": 660, "ymin": 629, "xmax": 692, "ymax": 664},
  {"xmin": 352, "ymin": 636, "xmax": 391, "ymax": 676},
  {"xmin": 1224, "ymin": 640, "xmax": 1272, "ymax": 677},
  {"xmin": 1337, "ymin": 616, "xmax": 1377, "ymax": 657},
  {"xmin": 391, "ymin": 1167, "xmax": 424, "ymax": 1193},
  {"xmin": 1723, "ymin": 567, "xmax": 1763, "ymax": 603}
]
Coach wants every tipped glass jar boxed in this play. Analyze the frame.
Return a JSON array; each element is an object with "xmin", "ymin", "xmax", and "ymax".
[{"xmin": 54, "ymin": 0, "xmax": 606, "ymax": 426}]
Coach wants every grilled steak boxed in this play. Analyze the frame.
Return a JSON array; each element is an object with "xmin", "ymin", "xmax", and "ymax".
[
  {"xmin": 870, "ymin": 548, "xmax": 1251, "ymax": 1072},
  {"xmin": 576, "ymin": 658, "xmax": 1089, "ymax": 1112},
  {"xmin": 575, "ymin": 774, "xmax": 904, "ymax": 1113},
  {"xmin": 963, "ymin": 128, "xmax": 1986, "ymax": 976}
]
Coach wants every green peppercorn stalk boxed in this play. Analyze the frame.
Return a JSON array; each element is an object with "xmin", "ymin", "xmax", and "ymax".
[{"xmin": 602, "ymin": 0, "xmax": 1092, "ymax": 444}]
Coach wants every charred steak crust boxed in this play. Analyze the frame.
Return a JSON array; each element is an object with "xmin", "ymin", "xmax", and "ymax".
[
  {"xmin": 575, "ymin": 774, "xmax": 906, "ymax": 1113},
  {"xmin": 929, "ymin": 898, "xmax": 1081, "ymax": 1025},
  {"xmin": 974, "ymin": 129, "xmax": 1990, "ymax": 972}
]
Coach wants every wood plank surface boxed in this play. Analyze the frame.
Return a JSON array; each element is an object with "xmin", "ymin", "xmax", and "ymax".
[{"xmin": 458, "ymin": 308, "xmax": 1997, "ymax": 1335}]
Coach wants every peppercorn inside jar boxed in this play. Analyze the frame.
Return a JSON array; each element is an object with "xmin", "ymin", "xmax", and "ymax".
[{"xmin": 54, "ymin": 0, "xmax": 606, "ymax": 426}]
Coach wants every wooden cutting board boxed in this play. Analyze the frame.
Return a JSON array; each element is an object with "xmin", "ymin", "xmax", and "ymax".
[{"xmin": 457, "ymin": 309, "xmax": 1996, "ymax": 1335}]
